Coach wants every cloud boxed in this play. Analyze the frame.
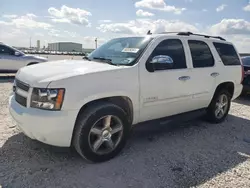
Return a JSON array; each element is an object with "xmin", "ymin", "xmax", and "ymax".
[
  {"xmin": 97, "ymin": 19, "xmax": 198, "ymax": 35},
  {"xmin": 0, "ymin": 27, "xmax": 30, "ymax": 47},
  {"xmin": 135, "ymin": 0, "xmax": 186, "ymax": 14},
  {"xmin": 202, "ymin": 9, "xmax": 208, "ymax": 12},
  {"xmin": 228, "ymin": 35, "xmax": 250, "ymax": 53},
  {"xmin": 243, "ymin": 2, "xmax": 250, "ymax": 11},
  {"xmin": 136, "ymin": 9, "xmax": 154, "ymax": 17},
  {"xmin": 0, "ymin": 13, "xmax": 52, "ymax": 29},
  {"xmin": 2, "ymin": 14, "xmax": 17, "ymax": 19},
  {"xmin": 98, "ymin": 20, "xmax": 112, "ymax": 23},
  {"xmin": 48, "ymin": 5, "xmax": 92, "ymax": 26},
  {"xmin": 26, "ymin": 13, "xmax": 37, "ymax": 18},
  {"xmin": 216, "ymin": 4, "xmax": 227, "ymax": 12},
  {"xmin": 0, "ymin": 12, "xmax": 102, "ymax": 48},
  {"xmin": 210, "ymin": 19, "xmax": 250, "ymax": 35}
]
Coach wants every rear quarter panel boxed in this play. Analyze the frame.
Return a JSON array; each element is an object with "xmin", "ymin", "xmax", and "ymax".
[{"xmin": 210, "ymin": 42, "xmax": 243, "ymax": 99}]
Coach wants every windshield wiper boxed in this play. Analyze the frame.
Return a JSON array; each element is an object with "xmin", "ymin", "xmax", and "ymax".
[{"xmin": 93, "ymin": 57, "xmax": 117, "ymax": 66}]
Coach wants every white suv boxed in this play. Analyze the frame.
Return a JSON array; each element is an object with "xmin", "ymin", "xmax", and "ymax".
[
  {"xmin": 9, "ymin": 32, "xmax": 243, "ymax": 163},
  {"xmin": 0, "ymin": 42, "xmax": 48, "ymax": 72}
]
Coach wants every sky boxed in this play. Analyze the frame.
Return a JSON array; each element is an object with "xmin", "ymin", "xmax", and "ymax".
[{"xmin": 0, "ymin": 0, "xmax": 250, "ymax": 52}]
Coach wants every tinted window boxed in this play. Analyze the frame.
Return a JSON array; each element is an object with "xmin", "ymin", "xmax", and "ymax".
[
  {"xmin": 213, "ymin": 42, "xmax": 241, "ymax": 66},
  {"xmin": 148, "ymin": 39, "xmax": 186, "ymax": 70},
  {"xmin": 188, "ymin": 40, "xmax": 214, "ymax": 68},
  {"xmin": 242, "ymin": 57, "xmax": 250, "ymax": 66},
  {"xmin": 0, "ymin": 45, "xmax": 15, "ymax": 55}
]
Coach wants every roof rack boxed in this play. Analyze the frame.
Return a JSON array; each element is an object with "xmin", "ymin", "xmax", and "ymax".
[
  {"xmin": 148, "ymin": 31, "xmax": 192, "ymax": 35},
  {"xmin": 158, "ymin": 31, "xmax": 184, "ymax": 35},
  {"xmin": 147, "ymin": 30, "xmax": 152, "ymax": 35},
  {"xmin": 157, "ymin": 31, "xmax": 226, "ymax": 41},
  {"xmin": 177, "ymin": 32, "xmax": 226, "ymax": 41}
]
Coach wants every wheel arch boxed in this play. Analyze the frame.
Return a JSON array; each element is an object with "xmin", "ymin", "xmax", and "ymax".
[
  {"xmin": 206, "ymin": 82, "xmax": 234, "ymax": 124},
  {"xmin": 70, "ymin": 96, "xmax": 134, "ymax": 146},
  {"xmin": 212, "ymin": 82, "xmax": 235, "ymax": 102},
  {"xmin": 27, "ymin": 62, "xmax": 39, "ymax": 66},
  {"xmin": 208, "ymin": 82, "xmax": 234, "ymax": 108}
]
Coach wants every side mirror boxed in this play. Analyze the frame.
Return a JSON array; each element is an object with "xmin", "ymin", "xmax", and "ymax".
[
  {"xmin": 147, "ymin": 55, "xmax": 174, "ymax": 72},
  {"xmin": 14, "ymin": 51, "xmax": 22, "ymax": 56}
]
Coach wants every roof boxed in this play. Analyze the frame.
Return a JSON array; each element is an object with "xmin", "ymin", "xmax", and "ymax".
[
  {"xmin": 149, "ymin": 31, "xmax": 231, "ymax": 43},
  {"xmin": 112, "ymin": 31, "xmax": 232, "ymax": 44}
]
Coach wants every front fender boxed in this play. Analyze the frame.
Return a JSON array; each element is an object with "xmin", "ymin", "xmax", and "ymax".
[{"xmin": 70, "ymin": 91, "xmax": 140, "ymax": 124}]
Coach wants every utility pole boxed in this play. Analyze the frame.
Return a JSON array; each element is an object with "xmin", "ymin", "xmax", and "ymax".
[
  {"xmin": 95, "ymin": 38, "xmax": 97, "ymax": 49},
  {"xmin": 29, "ymin": 37, "xmax": 32, "ymax": 49}
]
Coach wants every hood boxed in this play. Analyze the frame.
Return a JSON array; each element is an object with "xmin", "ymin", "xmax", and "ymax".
[
  {"xmin": 23, "ymin": 54, "xmax": 48, "ymax": 62},
  {"xmin": 15, "ymin": 59, "xmax": 124, "ymax": 86}
]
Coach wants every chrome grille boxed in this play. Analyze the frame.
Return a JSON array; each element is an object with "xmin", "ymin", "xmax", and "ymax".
[
  {"xmin": 14, "ymin": 79, "xmax": 30, "ymax": 107},
  {"xmin": 15, "ymin": 79, "xmax": 29, "ymax": 92}
]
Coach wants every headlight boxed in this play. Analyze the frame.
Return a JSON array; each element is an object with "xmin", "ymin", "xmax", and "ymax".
[{"xmin": 30, "ymin": 88, "xmax": 65, "ymax": 110}]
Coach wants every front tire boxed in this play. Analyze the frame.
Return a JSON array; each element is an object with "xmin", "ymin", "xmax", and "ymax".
[
  {"xmin": 73, "ymin": 102, "xmax": 130, "ymax": 163},
  {"xmin": 206, "ymin": 90, "xmax": 231, "ymax": 124}
]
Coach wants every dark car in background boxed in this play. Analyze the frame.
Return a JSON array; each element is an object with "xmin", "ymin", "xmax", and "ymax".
[{"xmin": 241, "ymin": 56, "xmax": 250, "ymax": 95}]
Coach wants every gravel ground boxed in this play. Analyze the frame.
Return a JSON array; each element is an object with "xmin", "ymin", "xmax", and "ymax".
[{"xmin": 1, "ymin": 80, "xmax": 250, "ymax": 188}]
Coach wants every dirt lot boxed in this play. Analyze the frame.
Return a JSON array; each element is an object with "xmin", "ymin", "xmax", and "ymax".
[{"xmin": 1, "ymin": 79, "xmax": 250, "ymax": 188}]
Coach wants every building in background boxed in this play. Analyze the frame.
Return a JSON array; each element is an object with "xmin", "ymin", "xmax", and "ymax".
[
  {"xmin": 48, "ymin": 42, "xmax": 82, "ymax": 52},
  {"xmin": 37, "ymin": 40, "xmax": 40, "ymax": 51}
]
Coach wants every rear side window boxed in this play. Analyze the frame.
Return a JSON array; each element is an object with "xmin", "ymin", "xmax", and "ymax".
[
  {"xmin": 242, "ymin": 57, "xmax": 250, "ymax": 66},
  {"xmin": 188, "ymin": 40, "xmax": 214, "ymax": 68},
  {"xmin": 213, "ymin": 42, "xmax": 241, "ymax": 66}
]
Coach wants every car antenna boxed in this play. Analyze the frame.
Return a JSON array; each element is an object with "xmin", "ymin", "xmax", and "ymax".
[{"xmin": 147, "ymin": 30, "xmax": 152, "ymax": 35}]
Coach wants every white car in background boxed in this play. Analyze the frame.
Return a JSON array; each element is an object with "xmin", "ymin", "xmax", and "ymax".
[{"xmin": 0, "ymin": 42, "xmax": 48, "ymax": 72}]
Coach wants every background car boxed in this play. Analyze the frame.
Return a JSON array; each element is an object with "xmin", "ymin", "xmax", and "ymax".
[
  {"xmin": 0, "ymin": 42, "xmax": 48, "ymax": 73},
  {"xmin": 241, "ymin": 56, "xmax": 250, "ymax": 95}
]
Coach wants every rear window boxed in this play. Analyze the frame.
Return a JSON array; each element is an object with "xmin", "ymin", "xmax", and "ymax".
[
  {"xmin": 213, "ymin": 42, "xmax": 241, "ymax": 66},
  {"xmin": 242, "ymin": 57, "xmax": 250, "ymax": 66}
]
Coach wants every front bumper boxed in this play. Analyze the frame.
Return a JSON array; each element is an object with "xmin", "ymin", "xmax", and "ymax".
[{"xmin": 9, "ymin": 94, "xmax": 78, "ymax": 147}]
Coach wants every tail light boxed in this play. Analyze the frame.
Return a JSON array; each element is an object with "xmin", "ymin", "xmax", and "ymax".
[{"xmin": 241, "ymin": 65, "xmax": 244, "ymax": 84}]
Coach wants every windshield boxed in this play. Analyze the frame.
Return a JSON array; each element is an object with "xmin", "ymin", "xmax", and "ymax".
[
  {"xmin": 242, "ymin": 57, "xmax": 250, "ymax": 66},
  {"xmin": 88, "ymin": 36, "xmax": 152, "ymax": 66},
  {"xmin": 8, "ymin": 45, "xmax": 25, "ymax": 55}
]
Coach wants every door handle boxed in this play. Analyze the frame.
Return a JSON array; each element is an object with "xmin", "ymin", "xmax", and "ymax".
[
  {"xmin": 179, "ymin": 76, "xmax": 190, "ymax": 81},
  {"xmin": 211, "ymin": 72, "xmax": 219, "ymax": 77}
]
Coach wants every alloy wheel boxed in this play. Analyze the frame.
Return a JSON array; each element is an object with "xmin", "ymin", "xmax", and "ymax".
[
  {"xmin": 88, "ymin": 115, "xmax": 124, "ymax": 155},
  {"xmin": 215, "ymin": 94, "xmax": 229, "ymax": 119}
]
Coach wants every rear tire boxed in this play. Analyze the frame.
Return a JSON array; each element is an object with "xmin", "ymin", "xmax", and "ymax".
[
  {"xmin": 73, "ymin": 102, "xmax": 130, "ymax": 163},
  {"xmin": 206, "ymin": 90, "xmax": 231, "ymax": 124}
]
